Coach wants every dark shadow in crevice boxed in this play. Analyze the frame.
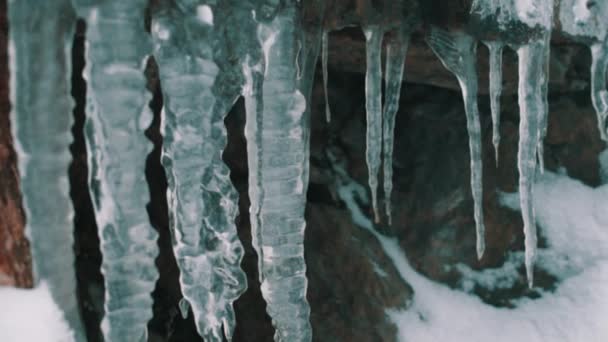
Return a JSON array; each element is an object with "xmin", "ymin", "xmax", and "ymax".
[{"xmin": 68, "ymin": 18, "xmax": 104, "ymax": 342}]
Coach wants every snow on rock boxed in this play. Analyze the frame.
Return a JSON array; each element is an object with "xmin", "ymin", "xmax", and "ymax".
[
  {"xmin": 332, "ymin": 147, "xmax": 608, "ymax": 342},
  {"xmin": 0, "ymin": 283, "xmax": 75, "ymax": 342}
]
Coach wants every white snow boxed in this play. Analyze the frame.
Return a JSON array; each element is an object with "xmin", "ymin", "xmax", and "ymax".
[
  {"xmin": 0, "ymin": 283, "xmax": 75, "ymax": 342},
  {"xmin": 333, "ymin": 154, "xmax": 608, "ymax": 342}
]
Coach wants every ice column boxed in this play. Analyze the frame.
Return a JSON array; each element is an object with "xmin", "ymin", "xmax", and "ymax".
[
  {"xmin": 515, "ymin": 0, "xmax": 554, "ymax": 287},
  {"xmin": 363, "ymin": 25, "xmax": 384, "ymax": 223},
  {"xmin": 427, "ymin": 28, "xmax": 486, "ymax": 259},
  {"xmin": 8, "ymin": 0, "xmax": 85, "ymax": 339},
  {"xmin": 382, "ymin": 29, "xmax": 409, "ymax": 224},
  {"xmin": 244, "ymin": 3, "xmax": 313, "ymax": 341},
  {"xmin": 151, "ymin": 2, "xmax": 247, "ymax": 340},
  {"xmin": 73, "ymin": 1, "xmax": 159, "ymax": 340}
]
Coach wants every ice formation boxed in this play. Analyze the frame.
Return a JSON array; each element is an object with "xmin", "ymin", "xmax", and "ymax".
[
  {"xmin": 363, "ymin": 25, "xmax": 384, "ymax": 224},
  {"xmin": 244, "ymin": 3, "xmax": 313, "ymax": 340},
  {"xmin": 560, "ymin": 0, "xmax": 608, "ymax": 141},
  {"xmin": 484, "ymin": 41, "xmax": 504, "ymax": 165},
  {"xmin": 427, "ymin": 28, "xmax": 486, "ymax": 259},
  {"xmin": 7, "ymin": 0, "xmax": 608, "ymax": 340},
  {"xmin": 73, "ymin": 0, "xmax": 159, "ymax": 340},
  {"xmin": 151, "ymin": 1, "xmax": 247, "ymax": 340},
  {"xmin": 7, "ymin": 0, "xmax": 84, "ymax": 339},
  {"xmin": 382, "ymin": 29, "xmax": 410, "ymax": 224}
]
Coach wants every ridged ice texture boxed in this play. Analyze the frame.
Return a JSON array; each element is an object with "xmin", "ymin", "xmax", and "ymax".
[
  {"xmin": 73, "ymin": 1, "xmax": 159, "ymax": 340},
  {"xmin": 244, "ymin": 5, "xmax": 313, "ymax": 341},
  {"xmin": 427, "ymin": 28, "xmax": 486, "ymax": 259},
  {"xmin": 363, "ymin": 25, "xmax": 384, "ymax": 224},
  {"xmin": 560, "ymin": 0, "xmax": 608, "ymax": 141},
  {"xmin": 517, "ymin": 40, "xmax": 551, "ymax": 287},
  {"xmin": 484, "ymin": 41, "xmax": 504, "ymax": 166},
  {"xmin": 382, "ymin": 30, "xmax": 409, "ymax": 224},
  {"xmin": 7, "ymin": 1, "xmax": 84, "ymax": 339},
  {"xmin": 151, "ymin": 3, "xmax": 247, "ymax": 340}
]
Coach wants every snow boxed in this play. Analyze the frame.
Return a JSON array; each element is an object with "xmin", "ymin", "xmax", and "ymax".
[
  {"xmin": 333, "ymin": 150, "xmax": 608, "ymax": 342},
  {"xmin": 0, "ymin": 283, "xmax": 75, "ymax": 342}
]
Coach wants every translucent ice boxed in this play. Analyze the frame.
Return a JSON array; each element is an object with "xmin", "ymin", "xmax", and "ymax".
[
  {"xmin": 363, "ymin": 25, "xmax": 384, "ymax": 224},
  {"xmin": 244, "ymin": 3, "xmax": 313, "ymax": 341},
  {"xmin": 427, "ymin": 28, "xmax": 486, "ymax": 259},
  {"xmin": 151, "ymin": 2, "xmax": 247, "ymax": 340},
  {"xmin": 72, "ymin": 0, "xmax": 159, "ymax": 340},
  {"xmin": 8, "ymin": 0, "xmax": 84, "ymax": 339},
  {"xmin": 382, "ymin": 30, "xmax": 409, "ymax": 224}
]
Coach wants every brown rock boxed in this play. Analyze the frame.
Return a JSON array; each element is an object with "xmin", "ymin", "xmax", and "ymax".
[{"xmin": 0, "ymin": 0, "xmax": 32, "ymax": 289}]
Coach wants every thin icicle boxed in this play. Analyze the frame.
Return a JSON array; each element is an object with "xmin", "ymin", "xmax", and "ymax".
[
  {"xmin": 427, "ymin": 28, "xmax": 485, "ymax": 259},
  {"xmin": 382, "ymin": 30, "xmax": 409, "ymax": 225},
  {"xmin": 8, "ymin": 1, "xmax": 84, "ymax": 339},
  {"xmin": 363, "ymin": 25, "xmax": 384, "ymax": 224},
  {"xmin": 322, "ymin": 30, "xmax": 331, "ymax": 122},
  {"xmin": 73, "ymin": 1, "xmax": 159, "ymax": 339},
  {"xmin": 484, "ymin": 41, "xmax": 504, "ymax": 167},
  {"xmin": 537, "ymin": 37, "xmax": 551, "ymax": 173},
  {"xmin": 244, "ymin": 4, "xmax": 312, "ymax": 341},
  {"xmin": 151, "ymin": 2, "xmax": 247, "ymax": 340},
  {"xmin": 590, "ymin": 42, "xmax": 608, "ymax": 141}
]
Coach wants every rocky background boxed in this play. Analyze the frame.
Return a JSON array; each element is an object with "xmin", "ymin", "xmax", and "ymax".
[{"xmin": 0, "ymin": 1, "xmax": 606, "ymax": 341}]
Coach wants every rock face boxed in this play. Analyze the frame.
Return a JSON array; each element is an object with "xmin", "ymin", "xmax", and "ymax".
[
  {"xmin": 0, "ymin": 0, "xmax": 32, "ymax": 289},
  {"xmin": 1, "ymin": 1, "xmax": 606, "ymax": 341}
]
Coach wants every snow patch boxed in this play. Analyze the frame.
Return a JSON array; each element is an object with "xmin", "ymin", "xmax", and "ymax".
[
  {"xmin": 333, "ymin": 154, "xmax": 608, "ymax": 342},
  {"xmin": 0, "ymin": 283, "xmax": 74, "ymax": 342}
]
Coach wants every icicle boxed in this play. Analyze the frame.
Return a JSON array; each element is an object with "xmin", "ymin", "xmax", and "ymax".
[
  {"xmin": 73, "ymin": 1, "xmax": 159, "ymax": 340},
  {"xmin": 537, "ymin": 38, "xmax": 551, "ymax": 173},
  {"xmin": 484, "ymin": 41, "xmax": 504, "ymax": 167},
  {"xmin": 244, "ymin": 4, "xmax": 312, "ymax": 341},
  {"xmin": 151, "ymin": 2, "xmax": 247, "ymax": 341},
  {"xmin": 363, "ymin": 25, "xmax": 384, "ymax": 224},
  {"xmin": 382, "ymin": 30, "xmax": 409, "ymax": 225},
  {"xmin": 560, "ymin": 0, "xmax": 608, "ymax": 140},
  {"xmin": 322, "ymin": 30, "xmax": 331, "ymax": 122},
  {"xmin": 8, "ymin": 1, "xmax": 85, "ymax": 339},
  {"xmin": 427, "ymin": 28, "xmax": 486, "ymax": 259},
  {"xmin": 516, "ymin": 39, "xmax": 553, "ymax": 288},
  {"xmin": 590, "ymin": 42, "xmax": 608, "ymax": 141}
]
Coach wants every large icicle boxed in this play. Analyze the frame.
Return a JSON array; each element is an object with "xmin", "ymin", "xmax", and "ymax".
[
  {"xmin": 516, "ymin": 40, "xmax": 550, "ymax": 287},
  {"xmin": 8, "ymin": 1, "xmax": 85, "ymax": 339},
  {"xmin": 382, "ymin": 29, "xmax": 409, "ymax": 225},
  {"xmin": 484, "ymin": 41, "xmax": 504, "ymax": 166},
  {"xmin": 72, "ymin": 1, "xmax": 159, "ymax": 340},
  {"xmin": 322, "ymin": 31, "xmax": 331, "ymax": 122},
  {"xmin": 151, "ymin": 2, "xmax": 247, "ymax": 340},
  {"xmin": 244, "ymin": 3, "xmax": 313, "ymax": 340},
  {"xmin": 427, "ymin": 28, "xmax": 486, "ymax": 259},
  {"xmin": 513, "ymin": 0, "xmax": 554, "ymax": 287},
  {"xmin": 363, "ymin": 25, "xmax": 384, "ymax": 224}
]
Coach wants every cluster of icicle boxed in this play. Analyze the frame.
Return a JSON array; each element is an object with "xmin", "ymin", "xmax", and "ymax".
[{"xmin": 7, "ymin": 0, "xmax": 608, "ymax": 341}]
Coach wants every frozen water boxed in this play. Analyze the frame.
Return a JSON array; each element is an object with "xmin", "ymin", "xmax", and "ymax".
[
  {"xmin": 151, "ymin": 2, "xmax": 247, "ymax": 340},
  {"xmin": 73, "ymin": 0, "xmax": 159, "ymax": 340},
  {"xmin": 7, "ymin": 0, "xmax": 85, "ymax": 339},
  {"xmin": 427, "ymin": 28, "xmax": 486, "ymax": 259}
]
